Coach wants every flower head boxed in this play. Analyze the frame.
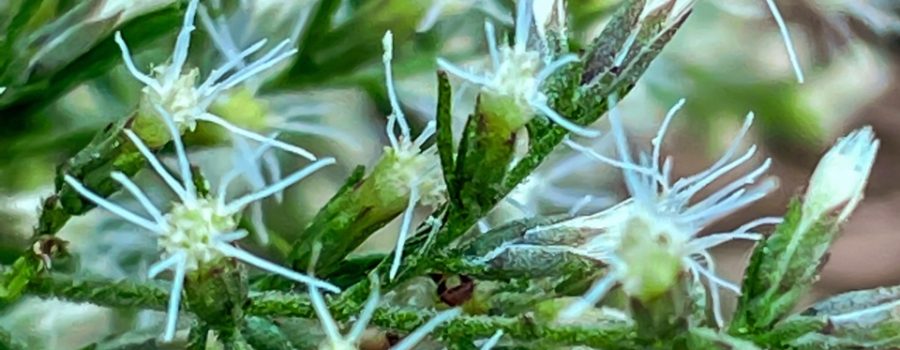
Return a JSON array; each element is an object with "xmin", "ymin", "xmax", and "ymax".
[
  {"xmin": 64, "ymin": 104, "xmax": 338, "ymax": 342},
  {"xmin": 437, "ymin": 0, "xmax": 599, "ymax": 137},
  {"xmin": 379, "ymin": 31, "xmax": 446, "ymax": 280},
  {"xmin": 522, "ymin": 98, "xmax": 778, "ymax": 327},
  {"xmin": 115, "ymin": 0, "xmax": 314, "ymax": 159},
  {"xmin": 803, "ymin": 126, "xmax": 879, "ymax": 225},
  {"xmin": 309, "ymin": 276, "xmax": 461, "ymax": 350}
]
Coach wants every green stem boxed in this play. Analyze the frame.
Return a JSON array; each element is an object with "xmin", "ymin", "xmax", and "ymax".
[
  {"xmin": 246, "ymin": 291, "xmax": 635, "ymax": 348},
  {"xmin": 27, "ymin": 272, "xmax": 168, "ymax": 310}
]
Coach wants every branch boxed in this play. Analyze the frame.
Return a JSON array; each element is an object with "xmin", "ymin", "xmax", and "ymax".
[
  {"xmin": 26, "ymin": 272, "xmax": 168, "ymax": 310},
  {"xmin": 246, "ymin": 291, "xmax": 635, "ymax": 348}
]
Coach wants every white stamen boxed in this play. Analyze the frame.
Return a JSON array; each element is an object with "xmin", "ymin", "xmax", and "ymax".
[
  {"xmin": 154, "ymin": 104, "xmax": 197, "ymax": 203},
  {"xmin": 214, "ymin": 242, "xmax": 340, "ymax": 293},
  {"xmin": 347, "ymin": 276, "xmax": 381, "ymax": 342},
  {"xmin": 123, "ymin": 130, "xmax": 189, "ymax": 201},
  {"xmin": 226, "ymin": 158, "xmax": 335, "ymax": 213},
  {"xmin": 765, "ymin": 0, "xmax": 805, "ymax": 84},
  {"xmin": 113, "ymin": 32, "xmax": 163, "ymax": 93},
  {"xmin": 485, "ymin": 21, "xmax": 501, "ymax": 68},
  {"xmin": 195, "ymin": 113, "xmax": 317, "ymax": 160},
  {"xmin": 559, "ymin": 271, "xmax": 619, "ymax": 320},
  {"xmin": 480, "ymin": 330, "xmax": 505, "ymax": 350},
  {"xmin": 390, "ymin": 183, "xmax": 420, "ymax": 280},
  {"xmin": 64, "ymin": 175, "xmax": 161, "ymax": 232},
  {"xmin": 159, "ymin": 252, "xmax": 187, "ymax": 342},
  {"xmin": 532, "ymin": 101, "xmax": 600, "ymax": 138},
  {"xmin": 110, "ymin": 172, "xmax": 165, "ymax": 225},
  {"xmin": 382, "ymin": 31, "xmax": 411, "ymax": 139},
  {"xmin": 167, "ymin": 0, "xmax": 201, "ymax": 85},
  {"xmin": 391, "ymin": 308, "xmax": 462, "ymax": 350}
]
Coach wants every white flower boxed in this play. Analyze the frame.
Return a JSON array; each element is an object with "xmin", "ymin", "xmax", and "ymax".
[
  {"xmin": 115, "ymin": 0, "xmax": 315, "ymax": 160},
  {"xmin": 527, "ymin": 98, "xmax": 779, "ymax": 327},
  {"xmin": 308, "ymin": 277, "xmax": 461, "ymax": 350},
  {"xmin": 381, "ymin": 31, "xmax": 446, "ymax": 281},
  {"xmin": 64, "ymin": 104, "xmax": 338, "ymax": 342},
  {"xmin": 437, "ymin": 0, "xmax": 600, "ymax": 138},
  {"xmin": 803, "ymin": 126, "xmax": 879, "ymax": 225}
]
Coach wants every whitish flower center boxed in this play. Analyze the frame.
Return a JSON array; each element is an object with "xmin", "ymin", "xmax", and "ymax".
[
  {"xmin": 490, "ymin": 47, "xmax": 541, "ymax": 105},
  {"xmin": 159, "ymin": 197, "xmax": 237, "ymax": 271},
  {"xmin": 616, "ymin": 209, "xmax": 687, "ymax": 300},
  {"xmin": 142, "ymin": 66, "xmax": 203, "ymax": 130},
  {"xmin": 383, "ymin": 145, "xmax": 445, "ymax": 207}
]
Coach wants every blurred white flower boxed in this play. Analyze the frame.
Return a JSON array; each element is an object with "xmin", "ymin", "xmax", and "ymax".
[{"xmin": 115, "ymin": 0, "xmax": 314, "ymax": 159}]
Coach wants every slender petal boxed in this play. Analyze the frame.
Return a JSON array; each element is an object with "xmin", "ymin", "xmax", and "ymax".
[
  {"xmin": 124, "ymin": 129, "xmax": 188, "ymax": 201},
  {"xmin": 196, "ymin": 113, "xmax": 317, "ymax": 160},
  {"xmin": 765, "ymin": 0, "xmax": 805, "ymax": 83},
  {"xmin": 391, "ymin": 308, "xmax": 462, "ymax": 350},
  {"xmin": 64, "ymin": 175, "xmax": 161, "ymax": 232},
  {"xmin": 390, "ymin": 184, "xmax": 420, "ymax": 280},
  {"xmin": 226, "ymin": 158, "xmax": 335, "ymax": 213},
  {"xmin": 110, "ymin": 172, "xmax": 165, "ymax": 225},
  {"xmin": 214, "ymin": 242, "xmax": 340, "ymax": 292}
]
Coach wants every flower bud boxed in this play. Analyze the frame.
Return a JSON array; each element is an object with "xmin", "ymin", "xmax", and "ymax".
[{"xmin": 803, "ymin": 126, "xmax": 879, "ymax": 224}]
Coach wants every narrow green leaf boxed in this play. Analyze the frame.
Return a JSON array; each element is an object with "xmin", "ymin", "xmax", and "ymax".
[
  {"xmin": 732, "ymin": 199, "xmax": 840, "ymax": 334},
  {"xmin": 435, "ymin": 71, "xmax": 459, "ymax": 206}
]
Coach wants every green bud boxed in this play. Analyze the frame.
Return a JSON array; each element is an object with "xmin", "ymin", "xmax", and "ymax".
[
  {"xmin": 185, "ymin": 260, "xmax": 249, "ymax": 333},
  {"xmin": 618, "ymin": 216, "xmax": 683, "ymax": 303}
]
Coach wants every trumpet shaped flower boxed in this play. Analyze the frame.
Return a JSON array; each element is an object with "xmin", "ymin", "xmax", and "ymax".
[
  {"xmin": 437, "ymin": 0, "xmax": 599, "ymax": 137},
  {"xmin": 64, "ymin": 104, "xmax": 338, "ymax": 342}
]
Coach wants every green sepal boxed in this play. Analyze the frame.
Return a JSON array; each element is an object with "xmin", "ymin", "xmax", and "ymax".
[
  {"xmin": 242, "ymin": 316, "xmax": 298, "ymax": 350},
  {"xmin": 454, "ymin": 95, "xmax": 520, "ymax": 216},
  {"xmin": 287, "ymin": 163, "xmax": 415, "ymax": 277},
  {"xmin": 185, "ymin": 259, "xmax": 249, "ymax": 334},
  {"xmin": 732, "ymin": 199, "xmax": 840, "ymax": 335},
  {"xmin": 783, "ymin": 285, "xmax": 900, "ymax": 349},
  {"xmin": 435, "ymin": 71, "xmax": 459, "ymax": 206},
  {"xmin": 0, "ymin": 255, "xmax": 38, "ymax": 304}
]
